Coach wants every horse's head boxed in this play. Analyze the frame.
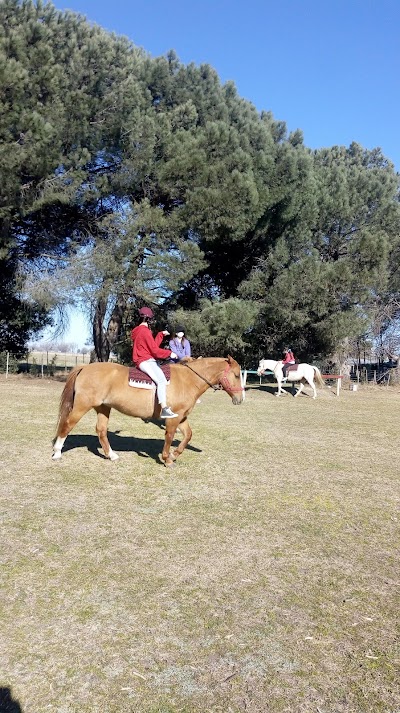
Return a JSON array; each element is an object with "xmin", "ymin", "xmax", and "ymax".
[
  {"xmin": 219, "ymin": 355, "xmax": 244, "ymax": 405},
  {"xmin": 257, "ymin": 359, "xmax": 266, "ymax": 376},
  {"xmin": 257, "ymin": 358, "xmax": 277, "ymax": 376}
]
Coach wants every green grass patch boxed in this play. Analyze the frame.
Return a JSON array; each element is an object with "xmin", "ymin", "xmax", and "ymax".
[{"xmin": 0, "ymin": 375, "xmax": 399, "ymax": 712}]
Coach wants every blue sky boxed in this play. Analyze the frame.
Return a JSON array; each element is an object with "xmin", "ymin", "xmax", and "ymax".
[{"xmin": 46, "ymin": 0, "xmax": 400, "ymax": 347}]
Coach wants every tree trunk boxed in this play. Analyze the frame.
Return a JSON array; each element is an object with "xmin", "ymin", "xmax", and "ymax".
[
  {"xmin": 105, "ymin": 293, "xmax": 129, "ymax": 358},
  {"xmin": 92, "ymin": 293, "xmax": 129, "ymax": 362},
  {"xmin": 92, "ymin": 297, "xmax": 109, "ymax": 362}
]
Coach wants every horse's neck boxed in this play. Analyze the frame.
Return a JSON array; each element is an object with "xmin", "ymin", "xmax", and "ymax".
[
  {"xmin": 188, "ymin": 358, "xmax": 225, "ymax": 387},
  {"xmin": 263, "ymin": 360, "xmax": 279, "ymax": 370},
  {"xmin": 199, "ymin": 358, "xmax": 225, "ymax": 381}
]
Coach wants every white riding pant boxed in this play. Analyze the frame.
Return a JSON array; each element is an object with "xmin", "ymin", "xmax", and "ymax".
[{"xmin": 139, "ymin": 359, "xmax": 167, "ymax": 406}]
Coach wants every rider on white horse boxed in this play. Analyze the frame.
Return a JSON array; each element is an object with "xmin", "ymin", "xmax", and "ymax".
[
  {"xmin": 257, "ymin": 357, "xmax": 325, "ymax": 398},
  {"xmin": 282, "ymin": 347, "xmax": 296, "ymax": 381}
]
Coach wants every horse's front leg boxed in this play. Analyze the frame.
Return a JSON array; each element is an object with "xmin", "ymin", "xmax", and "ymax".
[
  {"xmin": 95, "ymin": 406, "xmax": 119, "ymax": 460},
  {"xmin": 275, "ymin": 378, "xmax": 283, "ymax": 396},
  {"xmin": 162, "ymin": 417, "xmax": 180, "ymax": 467},
  {"xmin": 171, "ymin": 417, "xmax": 192, "ymax": 462}
]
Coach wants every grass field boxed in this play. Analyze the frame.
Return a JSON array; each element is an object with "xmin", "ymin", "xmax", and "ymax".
[{"xmin": 0, "ymin": 375, "xmax": 399, "ymax": 713}]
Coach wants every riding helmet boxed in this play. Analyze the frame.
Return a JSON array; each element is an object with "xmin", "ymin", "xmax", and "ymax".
[{"xmin": 139, "ymin": 306, "xmax": 154, "ymax": 318}]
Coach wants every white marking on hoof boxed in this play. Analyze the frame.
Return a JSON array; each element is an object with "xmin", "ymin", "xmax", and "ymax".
[
  {"xmin": 107, "ymin": 449, "xmax": 119, "ymax": 461},
  {"xmin": 52, "ymin": 450, "xmax": 62, "ymax": 460}
]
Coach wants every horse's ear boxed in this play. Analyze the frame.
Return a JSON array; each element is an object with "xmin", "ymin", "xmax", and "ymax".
[{"xmin": 226, "ymin": 355, "xmax": 234, "ymax": 364}]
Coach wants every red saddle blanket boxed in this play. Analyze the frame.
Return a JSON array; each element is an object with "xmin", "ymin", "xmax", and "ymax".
[
  {"xmin": 128, "ymin": 363, "xmax": 171, "ymax": 388},
  {"xmin": 286, "ymin": 364, "xmax": 298, "ymax": 374}
]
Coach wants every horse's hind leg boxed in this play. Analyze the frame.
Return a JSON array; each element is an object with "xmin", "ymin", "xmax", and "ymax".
[
  {"xmin": 294, "ymin": 381, "xmax": 304, "ymax": 398},
  {"xmin": 305, "ymin": 377, "xmax": 317, "ymax": 398},
  {"xmin": 170, "ymin": 418, "xmax": 192, "ymax": 462},
  {"xmin": 95, "ymin": 406, "xmax": 119, "ymax": 461},
  {"xmin": 52, "ymin": 395, "xmax": 92, "ymax": 460}
]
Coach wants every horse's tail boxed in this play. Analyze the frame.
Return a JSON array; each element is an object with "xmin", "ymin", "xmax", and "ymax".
[
  {"xmin": 55, "ymin": 367, "xmax": 84, "ymax": 435},
  {"xmin": 312, "ymin": 366, "xmax": 325, "ymax": 388}
]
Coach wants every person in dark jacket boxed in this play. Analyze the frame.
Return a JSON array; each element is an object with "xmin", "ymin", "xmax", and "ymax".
[{"xmin": 131, "ymin": 307, "xmax": 178, "ymax": 418}]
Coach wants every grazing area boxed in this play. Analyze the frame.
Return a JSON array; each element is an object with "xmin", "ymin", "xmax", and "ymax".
[{"xmin": 0, "ymin": 376, "xmax": 399, "ymax": 713}]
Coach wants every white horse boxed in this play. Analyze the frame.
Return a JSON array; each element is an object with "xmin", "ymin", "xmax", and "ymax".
[{"xmin": 257, "ymin": 359, "xmax": 325, "ymax": 399}]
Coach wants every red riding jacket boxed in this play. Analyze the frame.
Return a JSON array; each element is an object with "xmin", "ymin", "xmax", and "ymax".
[
  {"xmin": 131, "ymin": 324, "xmax": 172, "ymax": 366},
  {"xmin": 282, "ymin": 351, "xmax": 295, "ymax": 365}
]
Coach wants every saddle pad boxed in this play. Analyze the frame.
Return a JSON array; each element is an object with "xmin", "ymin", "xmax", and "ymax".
[
  {"xmin": 128, "ymin": 363, "xmax": 171, "ymax": 389},
  {"xmin": 286, "ymin": 364, "xmax": 298, "ymax": 374}
]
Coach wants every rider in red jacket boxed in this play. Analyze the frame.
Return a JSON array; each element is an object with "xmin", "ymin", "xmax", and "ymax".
[
  {"xmin": 282, "ymin": 348, "xmax": 295, "ymax": 380},
  {"xmin": 131, "ymin": 307, "xmax": 178, "ymax": 419}
]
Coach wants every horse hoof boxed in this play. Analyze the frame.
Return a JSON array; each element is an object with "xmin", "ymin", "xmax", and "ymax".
[
  {"xmin": 52, "ymin": 451, "xmax": 61, "ymax": 460},
  {"xmin": 108, "ymin": 451, "xmax": 119, "ymax": 461},
  {"xmin": 165, "ymin": 460, "xmax": 176, "ymax": 468}
]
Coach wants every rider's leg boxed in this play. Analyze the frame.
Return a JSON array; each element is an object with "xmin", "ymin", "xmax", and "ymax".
[
  {"xmin": 139, "ymin": 359, "xmax": 168, "ymax": 406},
  {"xmin": 139, "ymin": 359, "xmax": 178, "ymax": 418}
]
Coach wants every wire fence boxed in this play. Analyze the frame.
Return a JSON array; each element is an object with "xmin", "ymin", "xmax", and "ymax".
[
  {"xmin": 2, "ymin": 351, "xmax": 93, "ymax": 378},
  {"xmin": 349, "ymin": 364, "xmax": 400, "ymax": 385}
]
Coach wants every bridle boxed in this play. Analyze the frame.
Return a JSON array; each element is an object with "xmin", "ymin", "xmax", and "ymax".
[
  {"xmin": 182, "ymin": 361, "xmax": 244, "ymax": 395},
  {"xmin": 219, "ymin": 362, "xmax": 244, "ymax": 394}
]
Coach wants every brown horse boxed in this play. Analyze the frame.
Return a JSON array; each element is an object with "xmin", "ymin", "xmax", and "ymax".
[{"xmin": 53, "ymin": 356, "xmax": 244, "ymax": 467}]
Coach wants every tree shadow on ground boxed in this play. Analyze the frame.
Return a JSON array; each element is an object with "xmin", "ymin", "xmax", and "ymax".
[
  {"xmin": 0, "ymin": 687, "xmax": 23, "ymax": 713},
  {"xmin": 61, "ymin": 430, "xmax": 202, "ymax": 464}
]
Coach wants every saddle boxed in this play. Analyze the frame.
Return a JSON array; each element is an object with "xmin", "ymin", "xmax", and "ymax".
[
  {"xmin": 128, "ymin": 363, "xmax": 171, "ymax": 389},
  {"xmin": 286, "ymin": 364, "xmax": 298, "ymax": 374}
]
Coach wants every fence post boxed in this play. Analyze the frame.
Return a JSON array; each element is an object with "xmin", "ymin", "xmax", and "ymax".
[
  {"xmin": 41, "ymin": 352, "xmax": 44, "ymax": 378},
  {"xmin": 6, "ymin": 351, "xmax": 9, "ymax": 379}
]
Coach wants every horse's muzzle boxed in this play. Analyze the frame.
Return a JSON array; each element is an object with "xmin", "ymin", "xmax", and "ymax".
[{"xmin": 232, "ymin": 394, "xmax": 243, "ymax": 405}]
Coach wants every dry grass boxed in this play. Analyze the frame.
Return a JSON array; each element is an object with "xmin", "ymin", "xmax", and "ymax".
[{"xmin": 0, "ymin": 376, "xmax": 399, "ymax": 713}]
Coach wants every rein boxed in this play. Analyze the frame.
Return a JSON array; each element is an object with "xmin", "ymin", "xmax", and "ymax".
[
  {"xmin": 181, "ymin": 362, "xmax": 220, "ymax": 391},
  {"xmin": 181, "ymin": 361, "xmax": 244, "ymax": 395}
]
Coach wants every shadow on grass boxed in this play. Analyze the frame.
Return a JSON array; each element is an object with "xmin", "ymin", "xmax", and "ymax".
[
  {"xmin": 62, "ymin": 429, "xmax": 202, "ymax": 464},
  {"xmin": 250, "ymin": 384, "xmax": 301, "ymax": 397},
  {"xmin": 0, "ymin": 687, "xmax": 23, "ymax": 713}
]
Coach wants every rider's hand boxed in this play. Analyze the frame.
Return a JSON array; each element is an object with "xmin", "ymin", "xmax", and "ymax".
[
  {"xmin": 170, "ymin": 352, "xmax": 178, "ymax": 360},
  {"xmin": 162, "ymin": 330, "xmax": 170, "ymax": 336}
]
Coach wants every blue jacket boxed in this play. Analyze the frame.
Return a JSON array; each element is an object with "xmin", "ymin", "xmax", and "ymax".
[{"xmin": 169, "ymin": 337, "xmax": 191, "ymax": 360}]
